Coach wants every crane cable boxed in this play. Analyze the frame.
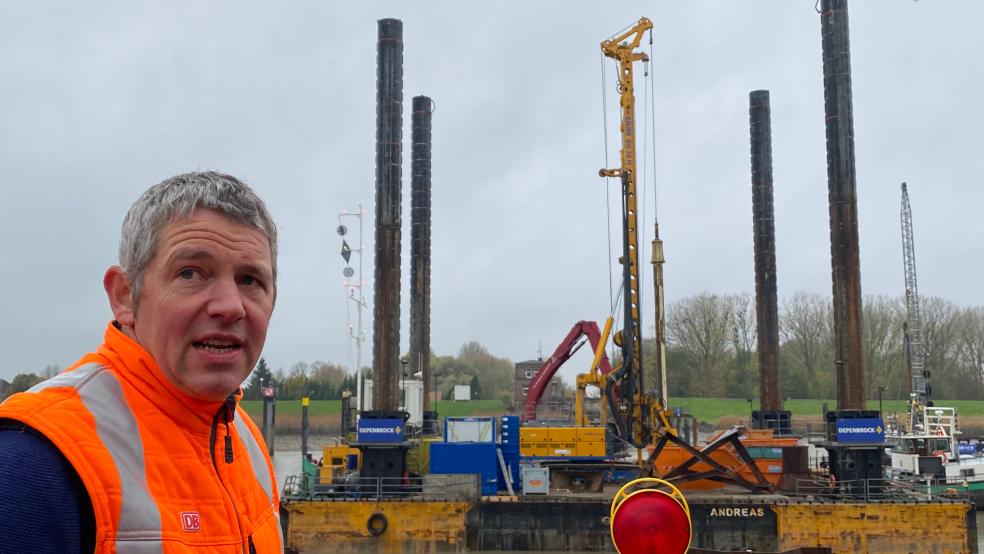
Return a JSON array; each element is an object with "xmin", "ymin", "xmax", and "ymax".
[
  {"xmin": 601, "ymin": 51, "xmax": 615, "ymax": 318},
  {"xmin": 640, "ymin": 35, "xmax": 650, "ymax": 320},
  {"xmin": 601, "ymin": 52, "xmax": 626, "ymax": 366},
  {"xmin": 649, "ymin": 29, "xmax": 659, "ymax": 224},
  {"xmin": 641, "ymin": 28, "xmax": 659, "ymax": 345}
]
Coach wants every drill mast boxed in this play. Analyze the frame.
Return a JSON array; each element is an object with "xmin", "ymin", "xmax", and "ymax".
[{"xmin": 599, "ymin": 17, "xmax": 654, "ymax": 448}]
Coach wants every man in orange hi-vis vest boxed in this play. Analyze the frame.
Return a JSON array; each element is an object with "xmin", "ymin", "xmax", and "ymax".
[{"xmin": 0, "ymin": 172, "xmax": 284, "ymax": 553}]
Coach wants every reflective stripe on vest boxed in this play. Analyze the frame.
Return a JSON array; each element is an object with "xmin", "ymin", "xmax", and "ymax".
[
  {"xmin": 31, "ymin": 363, "xmax": 164, "ymax": 552},
  {"xmin": 233, "ymin": 416, "xmax": 285, "ymax": 550},
  {"xmin": 234, "ymin": 415, "xmax": 273, "ymax": 503},
  {"xmin": 234, "ymin": 417, "xmax": 284, "ymax": 552}
]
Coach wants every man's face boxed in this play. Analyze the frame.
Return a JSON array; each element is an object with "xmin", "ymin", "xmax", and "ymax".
[{"xmin": 128, "ymin": 209, "xmax": 275, "ymax": 401}]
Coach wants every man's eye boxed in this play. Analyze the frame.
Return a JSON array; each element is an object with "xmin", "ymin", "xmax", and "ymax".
[
  {"xmin": 178, "ymin": 268, "xmax": 196, "ymax": 280},
  {"xmin": 240, "ymin": 275, "xmax": 257, "ymax": 286}
]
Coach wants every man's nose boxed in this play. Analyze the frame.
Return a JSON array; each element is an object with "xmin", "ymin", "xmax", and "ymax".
[{"xmin": 207, "ymin": 278, "xmax": 246, "ymax": 321}]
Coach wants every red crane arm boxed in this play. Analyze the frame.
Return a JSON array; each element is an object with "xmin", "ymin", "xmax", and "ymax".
[{"xmin": 522, "ymin": 320, "xmax": 613, "ymax": 422}]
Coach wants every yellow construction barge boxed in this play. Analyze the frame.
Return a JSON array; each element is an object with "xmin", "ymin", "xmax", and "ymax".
[{"xmin": 281, "ymin": 488, "xmax": 977, "ymax": 553}]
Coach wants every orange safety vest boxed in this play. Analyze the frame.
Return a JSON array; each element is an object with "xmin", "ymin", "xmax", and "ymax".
[{"xmin": 0, "ymin": 323, "xmax": 283, "ymax": 553}]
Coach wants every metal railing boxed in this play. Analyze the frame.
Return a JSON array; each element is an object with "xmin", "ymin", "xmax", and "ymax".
[
  {"xmin": 890, "ymin": 471, "xmax": 981, "ymax": 491},
  {"xmin": 282, "ymin": 474, "xmax": 480, "ymax": 501},
  {"xmin": 737, "ymin": 417, "xmax": 827, "ymax": 440},
  {"xmin": 790, "ymin": 476, "xmax": 970, "ymax": 502},
  {"xmin": 523, "ymin": 398, "xmax": 575, "ymax": 425}
]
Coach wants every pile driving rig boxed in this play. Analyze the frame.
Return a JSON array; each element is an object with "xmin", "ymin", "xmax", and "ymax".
[{"xmin": 522, "ymin": 18, "xmax": 789, "ymax": 495}]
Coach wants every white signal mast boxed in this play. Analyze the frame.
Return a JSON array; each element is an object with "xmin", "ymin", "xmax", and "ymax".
[{"xmin": 338, "ymin": 205, "xmax": 367, "ymax": 412}]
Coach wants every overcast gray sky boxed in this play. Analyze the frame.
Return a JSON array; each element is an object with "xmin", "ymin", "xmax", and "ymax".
[{"xmin": 2, "ymin": 1, "xmax": 982, "ymax": 385}]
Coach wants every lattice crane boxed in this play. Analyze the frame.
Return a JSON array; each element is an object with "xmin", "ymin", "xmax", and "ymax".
[{"xmin": 900, "ymin": 182, "xmax": 930, "ymax": 426}]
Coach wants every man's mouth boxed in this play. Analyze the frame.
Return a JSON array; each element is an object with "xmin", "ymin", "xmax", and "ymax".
[{"xmin": 193, "ymin": 339, "xmax": 242, "ymax": 353}]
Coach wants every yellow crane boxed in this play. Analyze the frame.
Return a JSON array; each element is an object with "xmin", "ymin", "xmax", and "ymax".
[
  {"xmin": 598, "ymin": 17, "xmax": 674, "ymax": 450},
  {"xmin": 598, "ymin": 19, "xmax": 787, "ymax": 495},
  {"xmin": 523, "ymin": 18, "xmax": 778, "ymax": 495}
]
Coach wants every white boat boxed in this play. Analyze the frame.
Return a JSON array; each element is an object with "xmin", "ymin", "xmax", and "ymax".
[{"xmin": 888, "ymin": 401, "xmax": 984, "ymax": 497}]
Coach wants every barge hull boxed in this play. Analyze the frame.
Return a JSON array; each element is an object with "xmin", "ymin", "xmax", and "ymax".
[{"xmin": 282, "ymin": 495, "xmax": 977, "ymax": 553}]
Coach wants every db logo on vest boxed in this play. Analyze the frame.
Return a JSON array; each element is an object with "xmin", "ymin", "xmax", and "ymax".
[{"xmin": 181, "ymin": 512, "xmax": 202, "ymax": 532}]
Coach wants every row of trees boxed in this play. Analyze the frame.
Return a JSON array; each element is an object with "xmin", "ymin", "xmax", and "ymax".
[
  {"xmin": 242, "ymin": 341, "xmax": 518, "ymax": 405},
  {"xmin": 1, "ymin": 365, "xmax": 60, "ymax": 398},
  {"xmin": 9, "ymin": 291, "xmax": 981, "ymax": 406},
  {"xmin": 431, "ymin": 342, "xmax": 515, "ymax": 406},
  {"xmin": 243, "ymin": 358, "xmax": 358, "ymax": 401},
  {"xmin": 3, "ymin": 346, "xmax": 517, "ymax": 405},
  {"xmin": 657, "ymin": 291, "xmax": 984, "ymax": 401}
]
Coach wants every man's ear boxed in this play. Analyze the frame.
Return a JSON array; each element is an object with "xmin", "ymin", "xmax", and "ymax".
[{"xmin": 104, "ymin": 266, "xmax": 136, "ymax": 327}]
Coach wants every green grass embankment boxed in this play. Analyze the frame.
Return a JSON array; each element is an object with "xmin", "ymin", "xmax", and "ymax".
[
  {"xmin": 239, "ymin": 400, "xmax": 340, "ymax": 434},
  {"xmin": 239, "ymin": 399, "xmax": 342, "ymax": 417},
  {"xmin": 667, "ymin": 398, "xmax": 984, "ymax": 421},
  {"xmin": 432, "ymin": 399, "xmax": 504, "ymax": 417},
  {"xmin": 666, "ymin": 398, "xmax": 850, "ymax": 422}
]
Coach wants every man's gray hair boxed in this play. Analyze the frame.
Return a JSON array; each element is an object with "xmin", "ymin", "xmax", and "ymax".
[{"xmin": 119, "ymin": 171, "xmax": 278, "ymax": 302}]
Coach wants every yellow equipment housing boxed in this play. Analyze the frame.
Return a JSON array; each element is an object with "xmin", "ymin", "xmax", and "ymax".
[
  {"xmin": 520, "ymin": 427, "xmax": 606, "ymax": 458},
  {"xmin": 320, "ymin": 445, "xmax": 361, "ymax": 484}
]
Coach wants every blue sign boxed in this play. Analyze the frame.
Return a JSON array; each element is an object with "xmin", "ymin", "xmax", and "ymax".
[
  {"xmin": 357, "ymin": 418, "xmax": 405, "ymax": 443},
  {"xmin": 835, "ymin": 418, "xmax": 885, "ymax": 443},
  {"xmin": 959, "ymin": 442, "xmax": 977, "ymax": 456}
]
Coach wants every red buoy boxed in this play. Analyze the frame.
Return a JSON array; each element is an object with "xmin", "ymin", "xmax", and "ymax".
[{"xmin": 611, "ymin": 479, "xmax": 692, "ymax": 554}]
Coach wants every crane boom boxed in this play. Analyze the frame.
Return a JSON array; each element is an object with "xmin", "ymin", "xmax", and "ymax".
[
  {"xmin": 522, "ymin": 321, "xmax": 613, "ymax": 422},
  {"xmin": 900, "ymin": 182, "xmax": 930, "ymax": 420}
]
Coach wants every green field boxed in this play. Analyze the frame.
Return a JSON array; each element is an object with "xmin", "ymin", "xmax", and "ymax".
[
  {"xmin": 240, "ymin": 397, "xmax": 984, "ymax": 427},
  {"xmin": 431, "ymin": 399, "xmax": 504, "ymax": 417},
  {"xmin": 240, "ymin": 399, "xmax": 341, "ymax": 418}
]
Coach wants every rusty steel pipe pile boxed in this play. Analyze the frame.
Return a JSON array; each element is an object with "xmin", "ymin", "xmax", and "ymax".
[
  {"xmin": 372, "ymin": 18, "xmax": 404, "ymax": 411},
  {"xmin": 409, "ymin": 95, "xmax": 433, "ymax": 410},
  {"xmin": 820, "ymin": 0, "xmax": 866, "ymax": 410},
  {"xmin": 749, "ymin": 90, "xmax": 782, "ymax": 413}
]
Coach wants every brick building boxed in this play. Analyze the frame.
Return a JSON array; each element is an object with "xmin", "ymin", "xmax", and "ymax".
[{"xmin": 514, "ymin": 359, "xmax": 568, "ymax": 419}]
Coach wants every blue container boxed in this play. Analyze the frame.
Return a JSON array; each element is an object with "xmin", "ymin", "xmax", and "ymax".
[
  {"xmin": 430, "ymin": 442, "xmax": 499, "ymax": 496},
  {"xmin": 445, "ymin": 417, "xmax": 497, "ymax": 443}
]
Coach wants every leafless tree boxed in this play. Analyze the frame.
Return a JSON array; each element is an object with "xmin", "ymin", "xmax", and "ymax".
[
  {"xmin": 920, "ymin": 296, "xmax": 963, "ymax": 398},
  {"xmin": 862, "ymin": 295, "xmax": 906, "ymax": 400},
  {"xmin": 40, "ymin": 364, "xmax": 61, "ymax": 379},
  {"xmin": 958, "ymin": 306, "xmax": 984, "ymax": 393},
  {"xmin": 666, "ymin": 292, "xmax": 737, "ymax": 397},
  {"xmin": 780, "ymin": 292, "xmax": 834, "ymax": 397},
  {"xmin": 310, "ymin": 361, "xmax": 348, "ymax": 395},
  {"xmin": 457, "ymin": 341, "xmax": 514, "ymax": 405},
  {"xmin": 728, "ymin": 292, "xmax": 757, "ymax": 400}
]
